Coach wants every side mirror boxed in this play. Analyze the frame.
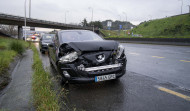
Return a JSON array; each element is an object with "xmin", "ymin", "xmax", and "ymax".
[{"xmin": 48, "ymin": 43, "xmax": 54, "ymax": 47}]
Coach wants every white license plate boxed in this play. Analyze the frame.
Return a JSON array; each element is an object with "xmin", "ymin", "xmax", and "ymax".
[{"xmin": 95, "ymin": 74, "xmax": 116, "ymax": 82}]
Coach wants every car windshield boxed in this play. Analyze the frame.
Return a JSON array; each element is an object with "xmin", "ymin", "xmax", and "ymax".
[
  {"xmin": 42, "ymin": 34, "xmax": 54, "ymax": 40},
  {"xmin": 60, "ymin": 31, "xmax": 103, "ymax": 43}
]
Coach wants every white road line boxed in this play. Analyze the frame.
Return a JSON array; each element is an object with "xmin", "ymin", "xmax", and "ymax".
[
  {"xmin": 128, "ymin": 52, "xmax": 140, "ymax": 56},
  {"xmin": 152, "ymin": 56, "xmax": 165, "ymax": 59}
]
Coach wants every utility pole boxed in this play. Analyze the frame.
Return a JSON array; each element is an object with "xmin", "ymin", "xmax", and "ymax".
[{"xmin": 179, "ymin": 0, "xmax": 183, "ymax": 14}]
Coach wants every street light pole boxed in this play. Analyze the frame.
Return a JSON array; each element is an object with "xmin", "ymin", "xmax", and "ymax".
[
  {"xmin": 179, "ymin": 0, "xmax": 183, "ymax": 14},
  {"xmin": 188, "ymin": 5, "xmax": 190, "ymax": 13},
  {"xmin": 29, "ymin": 0, "xmax": 31, "ymax": 18},
  {"xmin": 123, "ymin": 12, "xmax": 127, "ymax": 36},
  {"xmin": 118, "ymin": 15, "xmax": 121, "ymax": 21},
  {"xmin": 88, "ymin": 7, "xmax": 94, "ymax": 31},
  {"xmin": 24, "ymin": 0, "xmax": 27, "ymax": 41},
  {"xmin": 65, "ymin": 10, "xmax": 69, "ymax": 24}
]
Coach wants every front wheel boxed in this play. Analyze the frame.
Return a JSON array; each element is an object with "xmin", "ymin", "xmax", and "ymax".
[{"xmin": 61, "ymin": 77, "xmax": 69, "ymax": 87}]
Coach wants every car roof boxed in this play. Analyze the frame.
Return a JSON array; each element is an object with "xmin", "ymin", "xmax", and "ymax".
[{"xmin": 58, "ymin": 30, "xmax": 92, "ymax": 33}]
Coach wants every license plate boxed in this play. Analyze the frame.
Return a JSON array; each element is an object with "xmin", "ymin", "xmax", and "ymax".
[{"xmin": 95, "ymin": 74, "xmax": 116, "ymax": 82}]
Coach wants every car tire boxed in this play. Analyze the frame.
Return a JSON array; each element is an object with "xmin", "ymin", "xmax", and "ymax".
[
  {"xmin": 61, "ymin": 77, "xmax": 69, "ymax": 86},
  {"xmin": 41, "ymin": 51, "xmax": 45, "ymax": 54}
]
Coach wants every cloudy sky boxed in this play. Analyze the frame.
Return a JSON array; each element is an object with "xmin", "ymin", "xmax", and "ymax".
[{"xmin": 0, "ymin": 0, "xmax": 190, "ymax": 26}]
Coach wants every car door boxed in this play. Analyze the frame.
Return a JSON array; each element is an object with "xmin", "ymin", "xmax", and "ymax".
[
  {"xmin": 39, "ymin": 36, "xmax": 43, "ymax": 50},
  {"xmin": 50, "ymin": 34, "xmax": 59, "ymax": 65}
]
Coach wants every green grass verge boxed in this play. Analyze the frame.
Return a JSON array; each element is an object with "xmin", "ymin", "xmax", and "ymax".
[
  {"xmin": 31, "ymin": 44, "xmax": 60, "ymax": 111},
  {"xmin": 0, "ymin": 36, "xmax": 28, "ymax": 75},
  {"xmin": 132, "ymin": 14, "xmax": 190, "ymax": 38},
  {"xmin": 101, "ymin": 14, "xmax": 190, "ymax": 38}
]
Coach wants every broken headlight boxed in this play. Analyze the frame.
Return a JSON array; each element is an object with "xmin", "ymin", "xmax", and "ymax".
[
  {"xmin": 116, "ymin": 44, "xmax": 124, "ymax": 59},
  {"xmin": 59, "ymin": 51, "xmax": 78, "ymax": 63}
]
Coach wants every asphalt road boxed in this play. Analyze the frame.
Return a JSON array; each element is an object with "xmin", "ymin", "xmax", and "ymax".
[
  {"xmin": 124, "ymin": 43, "xmax": 190, "ymax": 90},
  {"xmin": 37, "ymin": 43, "xmax": 190, "ymax": 111}
]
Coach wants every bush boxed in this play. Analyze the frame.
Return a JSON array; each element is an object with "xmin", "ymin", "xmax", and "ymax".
[
  {"xmin": 0, "ymin": 50, "xmax": 17, "ymax": 75},
  {"xmin": 9, "ymin": 41, "xmax": 24, "ymax": 54}
]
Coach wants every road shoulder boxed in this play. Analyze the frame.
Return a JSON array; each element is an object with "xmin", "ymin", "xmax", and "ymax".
[{"xmin": 0, "ymin": 49, "xmax": 34, "ymax": 111}]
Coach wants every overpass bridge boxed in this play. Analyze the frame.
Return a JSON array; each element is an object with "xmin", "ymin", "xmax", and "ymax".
[{"xmin": 0, "ymin": 13, "xmax": 97, "ymax": 39}]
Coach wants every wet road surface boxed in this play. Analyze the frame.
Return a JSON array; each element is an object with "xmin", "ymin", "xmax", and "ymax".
[
  {"xmin": 124, "ymin": 43, "xmax": 190, "ymax": 90},
  {"xmin": 37, "ymin": 43, "xmax": 190, "ymax": 111}
]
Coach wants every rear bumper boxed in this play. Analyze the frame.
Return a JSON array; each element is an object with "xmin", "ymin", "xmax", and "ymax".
[{"xmin": 40, "ymin": 45, "xmax": 48, "ymax": 52}]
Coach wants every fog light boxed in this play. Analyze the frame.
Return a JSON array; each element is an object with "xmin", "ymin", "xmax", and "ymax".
[
  {"xmin": 115, "ymin": 60, "xmax": 119, "ymax": 64},
  {"xmin": 77, "ymin": 64, "xmax": 85, "ymax": 71},
  {"xmin": 63, "ymin": 71, "xmax": 70, "ymax": 78}
]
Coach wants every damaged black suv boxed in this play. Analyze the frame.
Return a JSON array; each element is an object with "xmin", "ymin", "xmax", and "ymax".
[{"xmin": 48, "ymin": 30, "xmax": 127, "ymax": 83}]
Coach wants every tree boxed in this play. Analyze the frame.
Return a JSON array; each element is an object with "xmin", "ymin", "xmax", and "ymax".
[
  {"xmin": 89, "ymin": 21, "xmax": 103, "ymax": 29},
  {"xmin": 81, "ymin": 18, "xmax": 88, "ymax": 27},
  {"xmin": 0, "ymin": 24, "xmax": 17, "ymax": 36}
]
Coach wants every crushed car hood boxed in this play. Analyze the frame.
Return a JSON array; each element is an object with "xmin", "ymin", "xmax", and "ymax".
[{"xmin": 66, "ymin": 40, "xmax": 119, "ymax": 51}]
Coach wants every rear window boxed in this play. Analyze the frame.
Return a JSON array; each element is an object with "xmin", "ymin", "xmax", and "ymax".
[{"xmin": 42, "ymin": 34, "xmax": 55, "ymax": 40}]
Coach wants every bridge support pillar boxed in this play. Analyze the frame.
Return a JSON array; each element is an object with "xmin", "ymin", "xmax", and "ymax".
[{"xmin": 18, "ymin": 26, "xmax": 23, "ymax": 40}]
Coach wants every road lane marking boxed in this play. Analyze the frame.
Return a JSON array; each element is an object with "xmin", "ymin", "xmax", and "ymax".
[
  {"xmin": 152, "ymin": 56, "xmax": 165, "ymax": 59},
  {"xmin": 157, "ymin": 86, "xmax": 190, "ymax": 101},
  {"xmin": 180, "ymin": 60, "xmax": 190, "ymax": 62},
  {"xmin": 128, "ymin": 52, "xmax": 140, "ymax": 55}
]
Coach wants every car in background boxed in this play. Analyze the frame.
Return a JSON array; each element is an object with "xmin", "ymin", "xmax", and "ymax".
[
  {"xmin": 39, "ymin": 34, "xmax": 55, "ymax": 54},
  {"xmin": 48, "ymin": 30, "xmax": 127, "ymax": 84}
]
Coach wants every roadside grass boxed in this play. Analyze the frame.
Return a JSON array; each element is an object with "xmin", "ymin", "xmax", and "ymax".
[
  {"xmin": 131, "ymin": 14, "xmax": 190, "ymax": 38},
  {"xmin": 101, "ymin": 14, "xmax": 190, "ymax": 38},
  {"xmin": 9, "ymin": 41, "xmax": 25, "ymax": 54},
  {"xmin": 0, "ymin": 36, "xmax": 28, "ymax": 75},
  {"xmin": 0, "ymin": 50, "xmax": 17, "ymax": 75},
  {"xmin": 31, "ymin": 44, "xmax": 60, "ymax": 111},
  {"xmin": 101, "ymin": 30, "xmax": 131, "ymax": 38}
]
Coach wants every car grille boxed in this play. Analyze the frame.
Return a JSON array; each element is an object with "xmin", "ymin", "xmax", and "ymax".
[{"xmin": 84, "ymin": 63, "xmax": 122, "ymax": 72}]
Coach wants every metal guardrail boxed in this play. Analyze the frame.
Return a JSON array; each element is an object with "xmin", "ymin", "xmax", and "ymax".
[
  {"xmin": 105, "ymin": 38, "xmax": 190, "ymax": 46},
  {"xmin": 0, "ymin": 12, "xmax": 93, "ymax": 30}
]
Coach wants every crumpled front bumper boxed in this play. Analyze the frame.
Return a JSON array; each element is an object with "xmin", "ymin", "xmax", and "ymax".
[{"xmin": 57, "ymin": 58, "xmax": 127, "ymax": 83}]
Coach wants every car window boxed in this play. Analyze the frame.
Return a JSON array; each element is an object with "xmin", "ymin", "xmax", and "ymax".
[
  {"xmin": 42, "ymin": 34, "xmax": 55, "ymax": 40},
  {"xmin": 60, "ymin": 31, "xmax": 103, "ymax": 43}
]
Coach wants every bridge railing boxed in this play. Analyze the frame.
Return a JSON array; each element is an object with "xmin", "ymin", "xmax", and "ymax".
[{"xmin": 0, "ymin": 12, "xmax": 95, "ymax": 30}]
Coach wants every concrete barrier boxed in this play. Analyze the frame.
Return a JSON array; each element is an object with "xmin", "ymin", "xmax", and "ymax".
[{"xmin": 104, "ymin": 38, "xmax": 190, "ymax": 46}]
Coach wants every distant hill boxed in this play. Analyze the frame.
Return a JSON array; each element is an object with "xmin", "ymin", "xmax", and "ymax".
[
  {"xmin": 101, "ymin": 20, "xmax": 136, "ymax": 30},
  {"xmin": 132, "ymin": 14, "xmax": 190, "ymax": 38}
]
